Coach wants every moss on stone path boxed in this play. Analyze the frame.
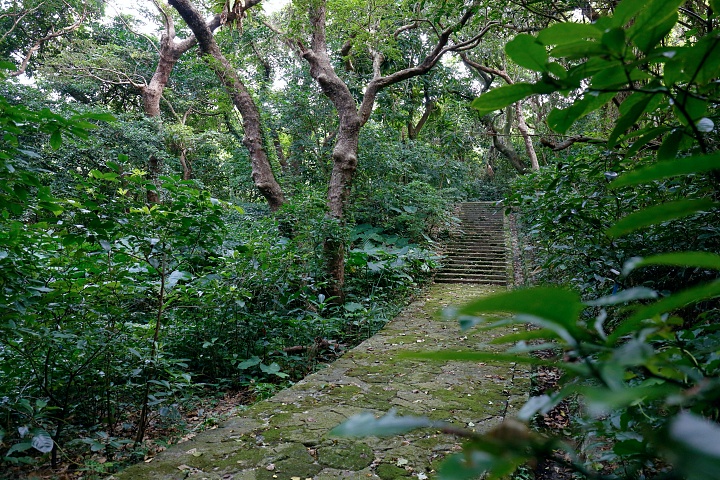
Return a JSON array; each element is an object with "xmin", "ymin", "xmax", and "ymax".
[{"xmin": 113, "ymin": 284, "xmax": 527, "ymax": 480}]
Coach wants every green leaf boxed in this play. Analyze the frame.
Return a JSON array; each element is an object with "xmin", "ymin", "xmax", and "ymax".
[
  {"xmin": 610, "ymin": 152, "xmax": 720, "ymax": 189},
  {"xmin": 585, "ymin": 287, "xmax": 659, "ymax": 306},
  {"xmin": 456, "ymin": 287, "xmax": 584, "ymax": 340},
  {"xmin": 547, "ymin": 92, "xmax": 615, "ymax": 134},
  {"xmin": 591, "ymin": 67, "xmax": 651, "ymax": 91},
  {"xmin": 611, "ymin": 280, "xmax": 720, "ymax": 342},
  {"xmin": 471, "ymin": 83, "xmax": 536, "ymax": 115},
  {"xmin": 74, "ymin": 112, "xmax": 116, "ymax": 122},
  {"xmin": 165, "ymin": 270, "xmax": 191, "ymax": 292},
  {"xmin": 344, "ymin": 301, "xmax": 364, "ymax": 312},
  {"xmin": 259, "ymin": 362, "xmax": 288, "ymax": 378},
  {"xmin": 608, "ymin": 93, "xmax": 660, "ymax": 147},
  {"xmin": 537, "ymin": 23, "xmax": 602, "ymax": 45},
  {"xmin": 550, "ymin": 41, "xmax": 606, "ymax": 60},
  {"xmin": 632, "ymin": 11, "xmax": 678, "ymax": 53},
  {"xmin": 237, "ymin": 356, "xmax": 261, "ymax": 370},
  {"xmin": 665, "ymin": 412, "xmax": 720, "ymax": 480},
  {"xmin": 610, "ymin": 0, "xmax": 647, "ymax": 27},
  {"xmin": 330, "ymin": 410, "xmax": 440, "ymax": 437},
  {"xmin": 622, "ymin": 252, "xmax": 720, "ymax": 276},
  {"xmin": 49, "ymin": 130, "xmax": 63, "ymax": 150},
  {"xmin": 607, "ymin": 199, "xmax": 718, "ymax": 237},
  {"xmin": 627, "ymin": 0, "xmax": 683, "ymax": 52},
  {"xmin": 6, "ymin": 441, "xmax": 33, "ymax": 456},
  {"xmin": 581, "ymin": 383, "xmax": 680, "ymax": 412},
  {"xmin": 505, "ymin": 34, "xmax": 547, "ymax": 71},
  {"xmin": 601, "ymin": 28, "xmax": 626, "ymax": 56},
  {"xmin": 438, "ymin": 451, "xmax": 514, "ymax": 480},
  {"xmin": 626, "ymin": 126, "xmax": 671, "ymax": 157},
  {"xmin": 657, "ymin": 129, "xmax": 685, "ymax": 161}
]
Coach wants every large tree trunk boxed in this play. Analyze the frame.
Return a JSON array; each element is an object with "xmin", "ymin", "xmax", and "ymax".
[
  {"xmin": 481, "ymin": 116, "xmax": 528, "ymax": 173},
  {"xmin": 169, "ymin": 0, "xmax": 286, "ymax": 211}
]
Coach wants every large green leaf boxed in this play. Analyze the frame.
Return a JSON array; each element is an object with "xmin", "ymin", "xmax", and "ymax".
[
  {"xmin": 607, "ymin": 199, "xmax": 718, "ymax": 237},
  {"xmin": 610, "ymin": 0, "xmax": 648, "ymax": 27},
  {"xmin": 550, "ymin": 40, "xmax": 606, "ymax": 60},
  {"xmin": 400, "ymin": 350, "xmax": 552, "ymax": 366},
  {"xmin": 627, "ymin": 0, "xmax": 683, "ymax": 52},
  {"xmin": 547, "ymin": 92, "xmax": 615, "ymax": 134},
  {"xmin": 456, "ymin": 287, "xmax": 583, "ymax": 335},
  {"xmin": 470, "ymin": 83, "xmax": 536, "ymax": 115},
  {"xmin": 505, "ymin": 34, "xmax": 547, "ymax": 72},
  {"xmin": 607, "ymin": 93, "xmax": 659, "ymax": 147},
  {"xmin": 623, "ymin": 252, "xmax": 720, "ymax": 275},
  {"xmin": 632, "ymin": 11, "xmax": 678, "ymax": 53},
  {"xmin": 610, "ymin": 152, "xmax": 720, "ymax": 188},
  {"xmin": 537, "ymin": 22, "xmax": 602, "ymax": 46},
  {"xmin": 632, "ymin": 280, "xmax": 720, "ymax": 323},
  {"xmin": 330, "ymin": 410, "xmax": 440, "ymax": 437}
]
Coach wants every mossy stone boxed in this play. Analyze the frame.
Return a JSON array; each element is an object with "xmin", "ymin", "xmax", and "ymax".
[
  {"xmin": 317, "ymin": 441, "xmax": 374, "ymax": 470},
  {"xmin": 376, "ymin": 463, "xmax": 412, "ymax": 479},
  {"xmin": 255, "ymin": 443, "xmax": 321, "ymax": 480}
]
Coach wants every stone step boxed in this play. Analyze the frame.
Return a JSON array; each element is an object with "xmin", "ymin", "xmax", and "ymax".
[
  {"xmin": 438, "ymin": 202, "xmax": 508, "ymax": 285},
  {"xmin": 435, "ymin": 276, "xmax": 508, "ymax": 285},
  {"xmin": 443, "ymin": 259, "xmax": 507, "ymax": 267}
]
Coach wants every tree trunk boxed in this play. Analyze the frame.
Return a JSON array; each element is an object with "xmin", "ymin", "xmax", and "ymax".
[
  {"xmin": 169, "ymin": 0, "xmax": 286, "ymax": 211},
  {"xmin": 287, "ymin": 0, "xmax": 486, "ymax": 299},
  {"xmin": 481, "ymin": 117, "xmax": 528, "ymax": 173}
]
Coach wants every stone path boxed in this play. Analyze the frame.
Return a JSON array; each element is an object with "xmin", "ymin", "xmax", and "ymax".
[
  {"xmin": 113, "ymin": 284, "xmax": 526, "ymax": 480},
  {"xmin": 435, "ymin": 202, "xmax": 507, "ymax": 285},
  {"xmin": 113, "ymin": 205, "xmax": 524, "ymax": 480}
]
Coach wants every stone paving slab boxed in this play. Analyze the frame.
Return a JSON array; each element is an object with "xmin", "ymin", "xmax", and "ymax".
[{"xmin": 113, "ymin": 283, "xmax": 527, "ymax": 480}]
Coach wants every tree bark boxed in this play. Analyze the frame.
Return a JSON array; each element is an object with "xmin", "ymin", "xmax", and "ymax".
[
  {"xmin": 461, "ymin": 55, "xmax": 540, "ymax": 171},
  {"xmin": 481, "ymin": 117, "xmax": 528, "ymax": 173},
  {"xmin": 169, "ymin": 0, "xmax": 286, "ymax": 211}
]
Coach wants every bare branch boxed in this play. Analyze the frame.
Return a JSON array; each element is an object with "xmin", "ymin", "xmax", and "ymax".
[
  {"xmin": 540, "ymin": 136, "xmax": 607, "ymax": 151},
  {"xmin": 394, "ymin": 21, "xmax": 419, "ymax": 38}
]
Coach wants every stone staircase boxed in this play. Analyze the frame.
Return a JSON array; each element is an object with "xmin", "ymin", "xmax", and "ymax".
[{"xmin": 435, "ymin": 201, "xmax": 508, "ymax": 285}]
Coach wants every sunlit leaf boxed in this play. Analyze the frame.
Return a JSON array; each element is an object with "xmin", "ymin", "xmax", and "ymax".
[
  {"xmin": 454, "ymin": 288, "xmax": 584, "ymax": 343},
  {"xmin": 537, "ymin": 23, "xmax": 602, "ymax": 45},
  {"xmin": 505, "ymin": 34, "xmax": 547, "ymax": 71}
]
